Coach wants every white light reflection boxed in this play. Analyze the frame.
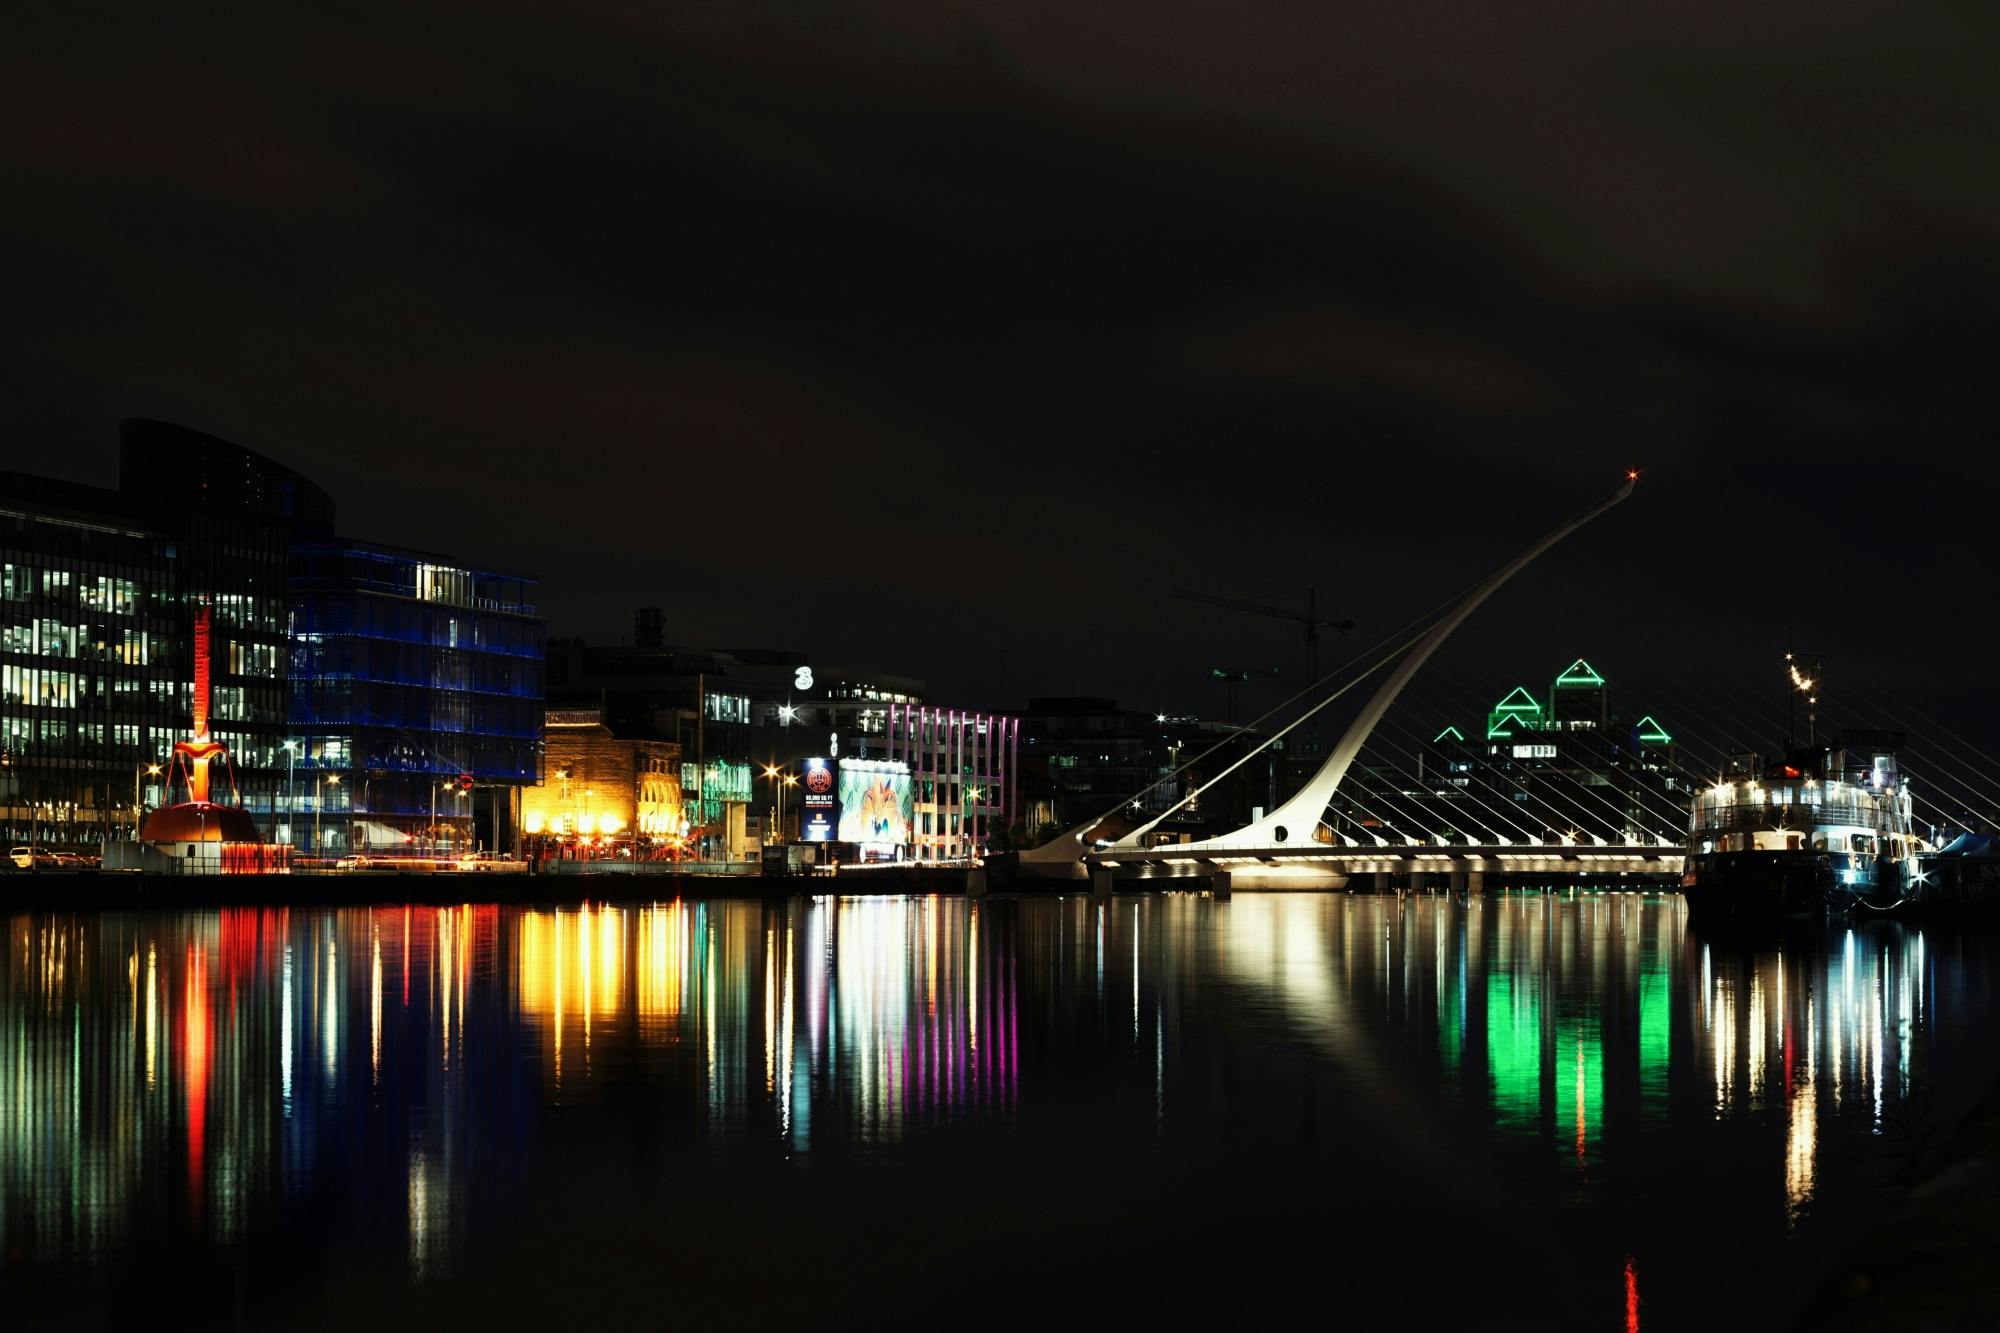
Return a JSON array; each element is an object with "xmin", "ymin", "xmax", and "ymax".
[
  {"xmin": 322, "ymin": 928, "xmax": 338, "ymax": 1089},
  {"xmin": 1748, "ymin": 973, "xmax": 1766, "ymax": 1103},
  {"xmin": 1785, "ymin": 1075, "xmax": 1817, "ymax": 1224},
  {"xmin": 280, "ymin": 942, "xmax": 292, "ymax": 1114}
]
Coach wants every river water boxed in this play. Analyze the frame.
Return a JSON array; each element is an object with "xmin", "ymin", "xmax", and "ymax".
[{"xmin": 3, "ymin": 893, "xmax": 1994, "ymax": 1328}]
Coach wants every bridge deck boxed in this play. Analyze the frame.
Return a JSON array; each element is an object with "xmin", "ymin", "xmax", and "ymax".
[{"xmin": 1088, "ymin": 843, "xmax": 1686, "ymax": 879}]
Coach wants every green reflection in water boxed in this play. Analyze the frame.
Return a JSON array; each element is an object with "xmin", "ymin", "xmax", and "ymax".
[
  {"xmin": 1488, "ymin": 969, "xmax": 1541, "ymax": 1129},
  {"xmin": 1639, "ymin": 963, "xmax": 1670, "ymax": 1118}
]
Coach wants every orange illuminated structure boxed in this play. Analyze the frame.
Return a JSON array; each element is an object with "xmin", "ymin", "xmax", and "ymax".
[
  {"xmin": 140, "ymin": 602, "xmax": 257, "ymax": 843},
  {"xmin": 132, "ymin": 602, "xmax": 285, "ymax": 870}
]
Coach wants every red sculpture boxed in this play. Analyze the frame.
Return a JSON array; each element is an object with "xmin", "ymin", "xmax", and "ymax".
[{"xmin": 141, "ymin": 600, "xmax": 260, "ymax": 844}]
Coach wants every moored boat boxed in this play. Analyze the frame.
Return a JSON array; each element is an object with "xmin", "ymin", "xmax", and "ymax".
[{"xmin": 1683, "ymin": 730, "xmax": 1921, "ymax": 920}]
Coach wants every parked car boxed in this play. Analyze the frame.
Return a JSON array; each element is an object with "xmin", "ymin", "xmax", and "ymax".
[{"xmin": 9, "ymin": 846, "xmax": 59, "ymax": 869}]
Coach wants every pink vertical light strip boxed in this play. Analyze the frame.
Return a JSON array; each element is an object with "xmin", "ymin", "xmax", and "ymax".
[
  {"xmin": 1008, "ymin": 717, "xmax": 1018, "ymax": 826},
  {"xmin": 1006, "ymin": 945, "xmax": 1019, "ymax": 1109}
]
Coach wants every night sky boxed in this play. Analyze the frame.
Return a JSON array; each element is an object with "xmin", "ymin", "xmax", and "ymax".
[{"xmin": 4, "ymin": 2, "xmax": 1992, "ymax": 743}]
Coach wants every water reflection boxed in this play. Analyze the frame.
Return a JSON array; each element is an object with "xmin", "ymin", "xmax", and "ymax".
[{"xmin": 0, "ymin": 894, "xmax": 1992, "ymax": 1327}]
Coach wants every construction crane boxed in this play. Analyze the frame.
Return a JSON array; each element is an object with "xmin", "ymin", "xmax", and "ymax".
[
  {"xmin": 1210, "ymin": 666, "xmax": 1279, "ymax": 724},
  {"xmin": 1173, "ymin": 586, "xmax": 1354, "ymax": 687}
]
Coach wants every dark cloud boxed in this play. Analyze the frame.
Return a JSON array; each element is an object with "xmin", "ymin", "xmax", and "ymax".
[{"xmin": 2, "ymin": 0, "xmax": 1992, "ymax": 743}]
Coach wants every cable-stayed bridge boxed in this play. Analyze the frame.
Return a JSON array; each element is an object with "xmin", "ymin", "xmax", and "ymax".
[{"xmin": 1014, "ymin": 474, "xmax": 1998, "ymax": 893}]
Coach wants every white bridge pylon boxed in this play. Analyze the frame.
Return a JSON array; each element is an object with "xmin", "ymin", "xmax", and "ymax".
[{"xmin": 1110, "ymin": 475, "xmax": 1638, "ymax": 857}]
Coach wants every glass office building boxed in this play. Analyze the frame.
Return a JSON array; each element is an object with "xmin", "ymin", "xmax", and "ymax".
[
  {"xmin": 3, "ymin": 420, "xmax": 543, "ymax": 856},
  {"xmin": 290, "ymin": 542, "xmax": 544, "ymax": 854},
  {"xmin": 0, "ymin": 477, "xmax": 181, "ymax": 846},
  {"xmin": 120, "ymin": 419, "xmax": 335, "ymax": 836},
  {"xmin": 3, "ymin": 422, "xmax": 335, "ymax": 847}
]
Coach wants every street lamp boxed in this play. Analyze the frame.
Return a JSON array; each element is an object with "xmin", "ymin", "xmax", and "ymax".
[
  {"xmin": 133, "ymin": 762, "xmax": 161, "ymax": 840},
  {"xmin": 280, "ymin": 740, "xmax": 298, "ymax": 845},
  {"xmin": 317, "ymin": 772, "xmax": 340, "ymax": 858},
  {"xmin": 763, "ymin": 765, "xmax": 784, "ymax": 845}
]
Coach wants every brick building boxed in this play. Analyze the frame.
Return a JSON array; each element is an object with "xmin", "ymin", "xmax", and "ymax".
[{"xmin": 523, "ymin": 708, "xmax": 685, "ymax": 858}]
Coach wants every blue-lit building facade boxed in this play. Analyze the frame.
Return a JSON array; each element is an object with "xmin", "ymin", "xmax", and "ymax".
[{"xmin": 290, "ymin": 543, "xmax": 544, "ymax": 855}]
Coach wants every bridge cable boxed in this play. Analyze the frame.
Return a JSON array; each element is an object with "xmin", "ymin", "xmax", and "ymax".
[
  {"xmin": 1404, "ymin": 652, "xmax": 1699, "ymax": 835},
  {"xmin": 1402, "ymin": 651, "xmax": 1697, "ymax": 841},
  {"xmin": 1088, "ymin": 598, "xmax": 1462, "ymax": 835},
  {"xmin": 1334, "ymin": 690, "xmax": 1556, "ymax": 844},
  {"xmin": 1681, "ymin": 668, "xmax": 1969, "ymax": 833},
  {"xmin": 1322, "ymin": 721, "xmax": 1535, "ymax": 847},
  {"xmin": 1811, "ymin": 700, "xmax": 1995, "ymax": 835},
  {"xmin": 1108, "ymin": 476, "xmax": 1638, "ymax": 842},
  {"xmin": 1613, "ymin": 661, "xmax": 1967, "ymax": 839},
  {"xmin": 1833, "ymin": 680, "xmax": 2000, "ymax": 806},
  {"xmin": 1393, "ymin": 669, "xmax": 1687, "ymax": 844}
]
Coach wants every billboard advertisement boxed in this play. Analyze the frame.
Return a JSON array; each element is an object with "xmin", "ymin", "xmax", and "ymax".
[
  {"xmin": 837, "ymin": 759, "xmax": 913, "ymax": 852},
  {"xmin": 799, "ymin": 757, "xmax": 838, "ymax": 842}
]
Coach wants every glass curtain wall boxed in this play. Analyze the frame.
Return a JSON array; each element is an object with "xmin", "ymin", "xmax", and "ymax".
[
  {"xmin": 291, "ymin": 543, "xmax": 544, "ymax": 855},
  {"xmin": 0, "ymin": 495, "xmax": 180, "ymax": 848}
]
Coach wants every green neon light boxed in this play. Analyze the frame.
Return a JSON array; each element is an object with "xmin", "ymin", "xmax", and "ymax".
[
  {"xmin": 1494, "ymin": 685, "xmax": 1542, "ymax": 713},
  {"xmin": 1634, "ymin": 715, "xmax": 1672, "ymax": 743},
  {"xmin": 1486, "ymin": 721, "xmax": 1515, "ymax": 740},
  {"xmin": 1554, "ymin": 658, "xmax": 1605, "ymax": 687},
  {"xmin": 1434, "ymin": 725, "xmax": 1466, "ymax": 743}
]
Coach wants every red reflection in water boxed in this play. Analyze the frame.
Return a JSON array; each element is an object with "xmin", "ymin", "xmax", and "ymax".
[
  {"xmin": 1575, "ymin": 1036, "xmax": 1588, "ymax": 1166},
  {"xmin": 1624, "ymin": 1254, "xmax": 1640, "ymax": 1332},
  {"xmin": 184, "ymin": 943, "xmax": 210, "ymax": 1219},
  {"xmin": 1783, "ymin": 1013, "xmax": 1795, "ymax": 1097}
]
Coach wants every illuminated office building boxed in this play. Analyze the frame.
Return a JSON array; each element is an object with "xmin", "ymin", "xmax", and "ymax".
[
  {"xmin": 1, "ymin": 421, "xmax": 332, "ymax": 846},
  {"xmin": 1335, "ymin": 657, "xmax": 1680, "ymax": 846},
  {"xmin": 881, "ymin": 703, "xmax": 1019, "ymax": 861},
  {"xmin": 1, "ymin": 420, "xmax": 542, "ymax": 853},
  {"xmin": 546, "ymin": 638, "xmax": 756, "ymax": 861},
  {"xmin": 290, "ymin": 542, "xmax": 544, "ymax": 854}
]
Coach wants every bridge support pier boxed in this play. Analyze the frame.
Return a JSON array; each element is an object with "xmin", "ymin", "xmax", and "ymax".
[
  {"xmin": 1449, "ymin": 868, "xmax": 1468, "ymax": 895},
  {"xmin": 1373, "ymin": 872, "xmax": 1391, "ymax": 893},
  {"xmin": 1467, "ymin": 870, "xmax": 1485, "ymax": 895},
  {"xmin": 1090, "ymin": 868, "xmax": 1114, "ymax": 897},
  {"xmin": 1209, "ymin": 869, "xmax": 1232, "ymax": 898},
  {"xmin": 966, "ymin": 868, "xmax": 987, "ymax": 899},
  {"xmin": 1408, "ymin": 871, "xmax": 1427, "ymax": 895}
]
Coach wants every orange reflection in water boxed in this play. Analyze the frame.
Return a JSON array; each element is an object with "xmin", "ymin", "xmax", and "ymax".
[{"xmin": 183, "ymin": 942, "xmax": 210, "ymax": 1218}]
